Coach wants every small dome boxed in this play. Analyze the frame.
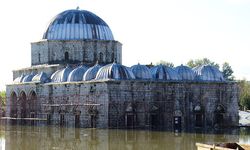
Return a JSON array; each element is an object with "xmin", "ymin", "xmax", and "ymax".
[
  {"xmin": 175, "ymin": 65, "xmax": 195, "ymax": 81},
  {"xmin": 67, "ymin": 65, "xmax": 88, "ymax": 82},
  {"xmin": 22, "ymin": 72, "xmax": 36, "ymax": 83},
  {"xmin": 32, "ymin": 72, "xmax": 51, "ymax": 83},
  {"xmin": 151, "ymin": 65, "xmax": 180, "ymax": 80},
  {"xmin": 83, "ymin": 64, "xmax": 102, "ymax": 81},
  {"xmin": 130, "ymin": 64, "xmax": 152, "ymax": 79},
  {"xmin": 13, "ymin": 74, "xmax": 25, "ymax": 83},
  {"xmin": 51, "ymin": 66, "xmax": 73, "ymax": 82},
  {"xmin": 95, "ymin": 63, "xmax": 135, "ymax": 80},
  {"xmin": 43, "ymin": 9, "xmax": 114, "ymax": 40},
  {"xmin": 193, "ymin": 65, "xmax": 225, "ymax": 82}
]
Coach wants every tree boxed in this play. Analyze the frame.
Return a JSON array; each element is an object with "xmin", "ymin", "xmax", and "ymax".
[
  {"xmin": 0, "ymin": 91, "xmax": 6, "ymax": 114},
  {"xmin": 239, "ymin": 80, "xmax": 250, "ymax": 110},
  {"xmin": 155, "ymin": 60, "xmax": 174, "ymax": 67},
  {"xmin": 222, "ymin": 62, "xmax": 235, "ymax": 81},
  {"xmin": 186, "ymin": 58, "xmax": 219, "ymax": 68}
]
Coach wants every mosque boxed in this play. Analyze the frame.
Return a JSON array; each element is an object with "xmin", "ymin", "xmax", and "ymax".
[{"xmin": 6, "ymin": 8, "xmax": 239, "ymax": 130}]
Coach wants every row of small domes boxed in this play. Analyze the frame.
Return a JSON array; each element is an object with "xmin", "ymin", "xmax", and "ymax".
[{"xmin": 14, "ymin": 63, "xmax": 225, "ymax": 84}]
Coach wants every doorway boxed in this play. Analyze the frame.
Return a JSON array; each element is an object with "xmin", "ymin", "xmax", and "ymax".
[
  {"xmin": 173, "ymin": 116, "xmax": 182, "ymax": 131},
  {"xmin": 195, "ymin": 113, "xmax": 203, "ymax": 127},
  {"xmin": 75, "ymin": 114, "xmax": 80, "ymax": 128}
]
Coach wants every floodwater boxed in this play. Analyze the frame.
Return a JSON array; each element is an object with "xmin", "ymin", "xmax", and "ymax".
[{"xmin": 0, "ymin": 125, "xmax": 250, "ymax": 150}]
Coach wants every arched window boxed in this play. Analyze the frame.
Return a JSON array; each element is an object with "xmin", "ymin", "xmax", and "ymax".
[
  {"xmin": 65, "ymin": 52, "xmax": 69, "ymax": 61},
  {"xmin": 99, "ymin": 52, "xmax": 103, "ymax": 63}
]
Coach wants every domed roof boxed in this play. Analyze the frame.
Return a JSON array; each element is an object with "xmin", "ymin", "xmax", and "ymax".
[
  {"xmin": 22, "ymin": 72, "xmax": 36, "ymax": 83},
  {"xmin": 13, "ymin": 74, "xmax": 25, "ymax": 83},
  {"xmin": 151, "ymin": 65, "xmax": 180, "ymax": 80},
  {"xmin": 67, "ymin": 65, "xmax": 88, "ymax": 82},
  {"xmin": 193, "ymin": 65, "xmax": 225, "ymax": 82},
  {"xmin": 175, "ymin": 65, "xmax": 195, "ymax": 81},
  {"xmin": 83, "ymin": 63, "xmax": 102, "ymax": 81},
  {"xmin": 51, "ymin": 66, "xmax": 73, "ymax": 82},
  {"xmin": 130, "ymin": 64, "xmax": 152, "ymax": 79},
  {"xmin": 95, "ymin": 63, "xmax": 135, "ymax": 80},
  {"xmin": 32, "ymin": 72, "xmax": 51, "ymax": 83},
  {"xmin": 43, "ymin": 9, "xmax": 114, "ymax": 40}
]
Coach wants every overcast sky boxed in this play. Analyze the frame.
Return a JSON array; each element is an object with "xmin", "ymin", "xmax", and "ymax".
[{"xmin": 0, "ymin": 0, "xmax": 250, "ymax": 90}]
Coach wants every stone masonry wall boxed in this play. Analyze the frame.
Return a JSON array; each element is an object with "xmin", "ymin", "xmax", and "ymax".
[
  {"xmin": 6, "ymin": 80, "xmax": 239, "ymax": 130},
  {"xmin": 31, "ymin": 40, "xmax": 122, "ymax": 66}
]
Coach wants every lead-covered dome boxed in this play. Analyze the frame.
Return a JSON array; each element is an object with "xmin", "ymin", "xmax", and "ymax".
[
  {"xmin": 67, "ymin": 65, "xmax": 88, "ymax": 82},
  {"xmin": 51, "ymin": 66, "xmax": 73, "ymax": 82},
  {"xmin": 193, "ymin": 65, "xmax": 225, "ymax": 82},
  {"xmin": 95, "ymin": 63, "xmax": 135, "ymax": 80},
  {"xmin": 83, "ymin": 63, "xmax": 102, "ymax": 81},
  {"xmin": 22, "ymin": 72, "xmax": 36, "ymax": 83},
  {"xmin": 43, "ymin": 9, "xmax": 114, "ymax": 40},
  {"xmin": 130, "ymin": 64, "xmax": 152, "ymax": 79},
  {"xmin": 175, "ymin": 65, "xmax": 195, "ymax": 81},
  {"xmin": 13, "ymin": 74, "xmax": 25, "ymax": 83},
  {"xmin": 151, "ymin": 65, "xmax": 180, "ymax": 80},
  {"xmin": 32, "ymin": 72, "xmax": 51, "ymax": 83}
]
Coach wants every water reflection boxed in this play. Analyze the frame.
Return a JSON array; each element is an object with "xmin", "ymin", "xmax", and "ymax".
[{"xmin": 1, "ymin": 125, "xmax": 250, "ymax": 150}]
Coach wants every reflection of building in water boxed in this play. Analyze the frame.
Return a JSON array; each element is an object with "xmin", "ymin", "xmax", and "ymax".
[
  {"xmin": 5, "ymin": 8, "xmax": 239, "ymax": 130},
  {"xmin": 3, "ymin": 126, "xmax": 239, "ymax": 150}
]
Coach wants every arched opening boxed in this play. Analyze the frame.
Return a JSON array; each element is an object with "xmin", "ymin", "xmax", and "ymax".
[
  {"xmin": 29, "ymin": 91, "xmax": 37, "ymax": 115},
  {"xmin": 47, "ymin": 114, "xmax": 51, "ymax": 125},
  {"xmin": 173, "ymin": 110, "xmax": 182, "ymax": 131},
  {"xmin": 10, "ymin": 92, "xmax": 17, "ymax": 118},
  {"xmin": 60, "ymin": 113, "xmax": 65, "ymax": 126},
  {"xmin": 29, "ymin": 91, "xmax": 37, "ymax": 125},
  {"xmin": 74, "ymin": 111, "xmax": 81, "ymax": 128},
  {"xmin": 214, "ymin": 105, "xmax": 225, "ymax": 127},
  {"xmin": 125, "ymin": 103, "xmax": 135, "ymax": 128},
  {"xmin": 38, "ymin": 53, "xmax": 41, "ymax": 63},
  {"xmin": 194, "ymin": 105, "xmax": 203, "ymax": 127},
  {"xmin": 150, "ymin": 104, "xmax": 160, "ymax": 129},
  {"xmin": 173, "ymin": 116, "xmax": 182, "ymax": 131},
  {"xmin": 111, "ymin": 53, "xmax": 115, "ymax": 62},
  {"xmin": 64, "ymin": 52, "xmax": 69, "ymax": 61},
  {"xmin": 195, "ymin": 113, "xmax": 203, "ymax": 127},
  {"xmin": 99, "ymin": 52, "xmax": 103, "ymax": 63},
  {"xmin": 87, "ymin": 106, "xmax": 98, "ymax": 128},
  {"xmin": 19, "ymin": 92, "xmax": 27, "ymax": 119}
]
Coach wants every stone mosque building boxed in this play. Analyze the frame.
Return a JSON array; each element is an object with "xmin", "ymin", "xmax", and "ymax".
[{"xmin": 6, "ymin": 9, "xmax": 239, "ymax": 130}]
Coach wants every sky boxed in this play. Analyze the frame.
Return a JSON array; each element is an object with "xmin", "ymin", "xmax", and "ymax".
[{"xmin": 0, "ymin": 0, "xmax": 250, "ymax": 90}]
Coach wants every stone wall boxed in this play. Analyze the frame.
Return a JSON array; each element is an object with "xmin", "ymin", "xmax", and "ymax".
[
  {"xmin": 5, "ymin": 80, "xmax": 239, "ymax": 130},
  {"xmin": 31, "ymin": 40, "xmax": 122, "ymax": 66}
]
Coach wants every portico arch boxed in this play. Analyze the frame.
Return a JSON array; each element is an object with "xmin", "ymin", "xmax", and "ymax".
[
  {"xmin": 19, "ymin": 91, "xmax": 27, "ymax": 118},
  {"xmin": 10, "ymin": 92, "xmax": 17, "ymax": 118},
  {"xmin": 29, "ymin": 91, "xmax": 37, "ymax": 117}
]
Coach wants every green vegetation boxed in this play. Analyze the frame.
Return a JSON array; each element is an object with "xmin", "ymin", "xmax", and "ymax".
[
  {"xmin": 186, "ymin": 58, "xmax": 219, "ymax": 68},
  {"xmin": 0, "ymin": 91, "xmax": 6, "ymax": 114},
  {"xmin": 239, "ymin": 80, "xmax": 250, "ymax": 110},
  {"xmin": 155, "ymin": 60, "xmax": 174, "ymax": 67},
  {"xmin": 186, "ymin": 58, "xmax": 234, "ymax": 81},
  {"xmin": 222, "ymin": 62, "xmax": 235, "ymax": 81}
]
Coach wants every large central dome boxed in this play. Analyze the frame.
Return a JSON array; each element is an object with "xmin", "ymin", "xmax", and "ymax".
[{"xmin": 43, "ymin": 9, "xmax": 114, "ymax": 40}]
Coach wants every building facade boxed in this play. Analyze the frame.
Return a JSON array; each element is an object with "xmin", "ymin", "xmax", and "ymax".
[{"xmin": 6, "ymin": 9, "xmax": 239, "ymax": 130}]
